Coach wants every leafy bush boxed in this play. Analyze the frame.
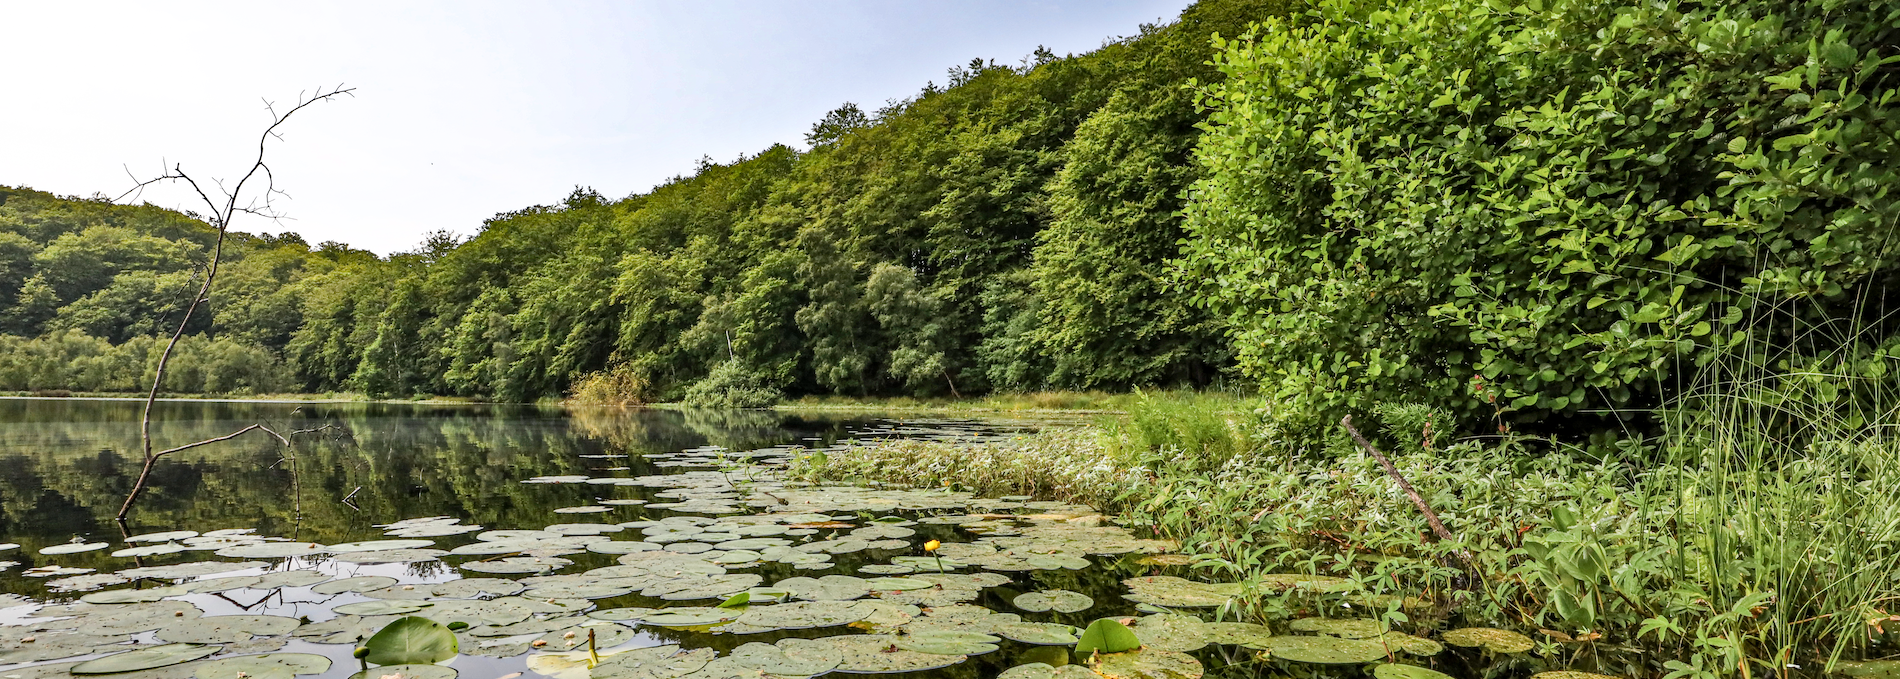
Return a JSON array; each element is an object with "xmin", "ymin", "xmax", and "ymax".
[
  {"xmin": 1104, "ymin": 391, "xmax": 1254, "ymax": 471},
  {"xmin": 0, "ymin": 330, "xmax": 294, "ymax": 394},
  {"xmin": 1182, "ymin": 0, "xmax": 1900, "ymax": 438},
  {"xmin": 566, "ymin": 365, "xmax": 651, "ymax": 406},
  {"xmin": 680, "ymin": 361, "xmax": 783, "ymax": 409}
]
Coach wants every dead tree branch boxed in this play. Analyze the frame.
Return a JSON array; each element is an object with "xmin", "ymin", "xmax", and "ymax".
[
  {"xmin": 114, "ymin": 84, "xmax": 353, "ymax": 521},
  {"xmin": 1341, "ymin": 415, "xmax": 1458, "ymax": 544}
]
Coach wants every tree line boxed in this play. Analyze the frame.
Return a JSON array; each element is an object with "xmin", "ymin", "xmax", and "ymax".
[{"xmin": 2, "ymin": 0, "xmax": 1892, "ymax": 439}]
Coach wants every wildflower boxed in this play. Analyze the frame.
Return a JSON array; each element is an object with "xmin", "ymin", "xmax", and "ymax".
[{"xmin": 923, "ymin": 540, "xmax": 941, "ymax": 552}]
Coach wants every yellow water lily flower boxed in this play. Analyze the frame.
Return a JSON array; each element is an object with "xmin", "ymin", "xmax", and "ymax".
[{"xmin": 924, "ymin": 539, "xmax": 941, "ymax": 552}]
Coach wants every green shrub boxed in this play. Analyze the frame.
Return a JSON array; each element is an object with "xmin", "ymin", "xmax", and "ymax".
[
  {"xmin": 680, "ymin": 361, "xmax": 783, "ymax": 409},
  {"xmin": 1104, "ymin": 391, "xmax": 1253, "ymax": 471},
  {"xmin": 1182, "ymin": 0, "xmax": 1900, "ymax": 438}
]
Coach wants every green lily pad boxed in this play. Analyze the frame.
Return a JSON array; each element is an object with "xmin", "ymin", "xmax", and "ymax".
[
  {"xmin": 431, "ymin": 578, "xmax": 525, "ymax": 599},
  {"xmin": 998, "ymin": 663, "xmax": 1087, "ymax": 679},
  {"xmin": 335, "ymin": 600, "xmax": 429, "ymax": 616},
  {"xmin": 729, "ymin": 640, "xmax": 841, "ymax": 676},
  {"xmin": 362, "ymin": 616, "xmax": 459, "ymax": 665},
  {"xmin": 814, "ymin": 634, "xmax": 967, "ymax": 674},
  {"xmin": 896, "ymin": 630, "xmax": 1001, "ymax": 656},
  {"xmin": 639, "ymin": 607, "xmax": 742, "ymax": 627},
  {"xmin": 1259, "ymin": 636, "xmax": 1389, "ymax": 664},
  {"xmin": 1375, "ymin": 663, "xmax": 1457, "ymax": 679},
  {"xmin": 533, "ymin": 623, "xmax": 638, "ymax": 652},
  {"xmin": 112, "ymin": 543, "xmax": 189, "ymax": 558},
  {"xmin": 779, "ymin": 575, "xmax": 871, "ymax": 601},
  {"xmin": 994, "ymin": 621, "xmax": 1084, "ymax": 645},
  {"xmin": 119, "ymin": 561, "xmax": 268, "ymax": 580},
  {"xmin": 1092, "ymin": 648, "xmax": 1204, "ymax": 679},
  {"xmin": 347, "ymin": 664, "xmax": 457, "ymax": 679},
  {"xmin": 192, "ymin": 653, "xmax": 333, "ymax": 679},
  {"xmin": 1015, "ymin": 590, "xmax": 1094, "ymax": 613},
  {"xmin": 1373, "ymin": 632, "xmax": 1443, "ymax": 656},
  {"xmin": 591, "ymin": 647, "xmax": 715, "ymax": 679},
  {"xmin": 214, "ymin": 542, "xmax": 327, "ymax": 559},
  {"xmin": 251, "ymin": 570, "xmax": 332, "ymax": 589},
  {"xmin": 733, "ymin": 600, "xmax": 871, "ymax": 631},
  {"xmin": 1132, "ymin": 614, "xmax": 1209, "ymax": 652},
  {"xmin": 460, "ymin": 556, "xmax": 569, "ymax": 574},
  {"xmin": 81, "ymin": 585, "xmax": 190, "ymax": 604},
  {"xmin": 891, "ymin": 556, "xmax": 963, "ymax": 571},
  {"xmin": 329, "ymin": 540, "xmax": 437, "ymax": 553},
  {"xmin": 71, "ymin": 643, "xmax": 222, "ymax": 675},
  {"xmin": 1077, "ymin": 619, "xmax": 1143, "ymax": 655},
  {"xmin": 313, "ymin": 576, "xmax": 400, "ymax": 595},
  {"xmin": 183, "ymin": 576, "xmax": 266, "ymax": 593},
  {"xmin": 333, "ymin": 549, "xmax": 447, "ymax": 564},
  {"xmin": 1122, "ymin": 576, "xmax": 1241, "ymax": 608},
  {"xmin": 1201, "ymin": 622, "xmax": 1273, "ymax": 649},
  {"xmin": 587, "ymin": 541, "xmax": 661, "ymax": 555},
  {"xmin": 41, "ymin": 542, "xmax": 109, "ymax": 556},
  {"xmin": 1441, "ymin": 627, "xmax": 1534, "ymax": 653},
  {"xmin": 1289, "ymin": 617, "xmax": 1383, "ymax": 639},
  {"xmin": 156, "ymin": 615, "xmax": 301, "ymax": 643},
  {"xmin": 865, "ymin": 577, "xmax": 936, "ymax": 592}
]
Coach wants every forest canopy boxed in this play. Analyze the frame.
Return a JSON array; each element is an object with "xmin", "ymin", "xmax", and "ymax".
[{"xmin": 2, "ymin": 0, "xmax": 1892, "ymax": 442}]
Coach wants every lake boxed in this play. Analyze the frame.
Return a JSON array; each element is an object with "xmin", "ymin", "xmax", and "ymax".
[{"xmin": 0, "ymin": 399, "xmax": 1284, "ymax": 679}]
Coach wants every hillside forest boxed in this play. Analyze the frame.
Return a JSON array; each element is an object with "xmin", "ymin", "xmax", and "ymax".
[{"xmin": 1, "ymin": 0, "xmax": 1893, "ymax": 441}]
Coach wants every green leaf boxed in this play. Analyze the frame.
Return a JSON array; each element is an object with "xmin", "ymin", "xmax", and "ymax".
[
  {"xmin": 72, "ymin": 644, "xmax": 223, "ymax": 675},
  {"xmin": 717, "ymin": 592, "xmax": 751, "ymax": 609},
  {"xmin": 363, "ymin": 616, "xmax": 459, "ymax": 666},
  {"xmin": 1075, "ymin": 618, "xmax": 1142, "ymax": 655}
]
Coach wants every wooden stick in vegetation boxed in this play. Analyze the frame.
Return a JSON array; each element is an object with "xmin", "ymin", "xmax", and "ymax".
[
  {"xmin": 1341, "ymin": 415, "xmax": 1457, "ymax": 544},
  {"xmin": 113, "ymin": 85, "xmax": 353, "ymax": 521}
]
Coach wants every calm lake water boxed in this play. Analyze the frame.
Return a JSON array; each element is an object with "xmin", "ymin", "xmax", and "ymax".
[{"xmin": 2, "ymin": 399, "xmax": 1291, "ymax": 679}]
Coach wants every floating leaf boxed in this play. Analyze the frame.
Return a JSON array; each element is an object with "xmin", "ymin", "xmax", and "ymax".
[
  {"xmin": 362, "ymin": 616, "xmax": 459, "ymax": 666},
  {"xmin": 1289, "ymin": 617, "xmax": 1383, "ymax": 639},
  {"xmin": 729, "ymin": 640, "xmax": 840, "ymax": 676},
  {"xmin": 333, "ymin": 549, "xmax": 448, "ymax": 564},
  {"xmin": 251, "ymin": 570, "xmax": 332, "ymax": 589},
  {"xmin": 1076, "ymin": 618, "xmax": 1143, "ymax": 655},
  {"xmin": 639, "ymin": 607, "xmax": 742, "ymax": 627},
  {"xmin": 814, "ymin": 634, "xmax": 966, "ymax": 674},
  {"xmin": 1015, "ymin": 590, "xmax": 1094, "ymax": 613},
  {"xmin": 71, "ymin": 643, "xmax": 222, "ymax": 674},
  {"xmin": 80, "ymin": 585, "xmax": 190, "ymax": 604},
  {"xmin": 313, "ymin": 576, "xmax": 400, "ymax": 595},
  {"xmin": 335, "ymin": 600, "xmax": 428, "ymax": 616},
  {"xmin": 329, "ymin": 540, "xmax": 437, "ymax": 553},
  {"xmin": 112, "ymin": 543, "xmax": 189, "ymax": 558},
  {"xmin": 125, "ymin": 531, "xmax": 199, "ymax": 544},
  {"xmin": 156, "ymin": 615, "xmax": 301, "ymax": 643},
  {"xmin": 1441, "ymin": 627, "xmax": 1535, "ymax": 654},
  {"xmin": 192, "ymin": 653, "xmax": 333, "ymax": 679},
  {"xmin": 1092, "ymin": 648, "xmax": 1204, "ymax": 679},
  {"xmin": 1122, "ymin": 576, "xmax": 1241, "ymax": 608},
  {"xmin": 1131, "ymin": 614, "xmax": 1208, "ymax": 652},
  {"xmin": 1200, "ymin": 622, "xmax": 1273, "ymax": 649},
  {"xmin": 214, "ymin": 542, "xmax": 327, "ymax": 559},
  {"xmin": 591, "ymin": 646, "xmax": 714, "ymax": 679},
  {"xmin": 1375, "ymin": 663, "xmax": 1458, "ymax": 679},
  {"xmin": 41, "ymin": 542, "xmax": 109, "ymax": 556},
  {"xmin": 994, "ymin": 621, "xmax": 1084, "ymax": 645},
  {"xmin": 1258, "ymin": 636, "xmax": 1388, "ymax": 664},
  {"xmin": 347, "ymin": 664, "xmax": 457, "ymax": 679},
  {"xmin": 897, "ymin": 630, "xmax": 1001, "ymax": 656}
]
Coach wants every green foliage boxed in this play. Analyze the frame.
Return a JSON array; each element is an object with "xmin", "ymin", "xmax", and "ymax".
[
  {"xmin": 0, "ymin": 330, "xmax": 293, "ymax": 394},
  {"xmin": 1075, "ymin": 618, "xmax": 1143, "ymax": 655},
  {"xmin": 1181, "ymin": 0, "xmax": 1900, "ymax": 437},
  {"xmin": 1103, "ymin": 391, "xmax": 1254, "ymax": 471},
  {"xmin": 680, "ymin": 361, "xmax": 783, "ymax": 409},
  {"xmin": 361, "ymin": 616, "xmax": 458, "ymax": 666}
]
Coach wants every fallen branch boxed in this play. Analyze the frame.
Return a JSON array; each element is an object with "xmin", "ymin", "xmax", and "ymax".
[
  {"xmin": 117, "ymin": 424, "xmax": 278, "ymax": 519},
  {"xmin": 1341, "ymin": 415, "xmax": 1457, "ymax": 544}
]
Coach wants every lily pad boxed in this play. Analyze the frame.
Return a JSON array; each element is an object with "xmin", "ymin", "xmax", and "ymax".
[
  {"xmin": 1092, "ymin": 648, "xmax": 1204, "ymax": 679},
  {"xmin": 71, "ymin": 643, "xmax": 222, "ymax": 675},
  {"xmin": 729, "ymin": 639, "xmax": 841, "ymax": 676},
  {"xmin": 41, "ymin": 542, "xmax": 110, "ymax": 556},
  {"xmin": 1131, "ymin": 614, "xmax": 1209, "ymax": 653},
  {"xmin": 1077, "ymin": 619, "xmax": 1143, "ymax": 655},
  {"xmin": 1259, "ymin": 636, "xmax": 1389, "ymax": 664},
  {"xmin": 251, "ymin": 570, "xmax": 332, "ymax": 589},
  {"xmin": 1441, "ymin": 627, "xmax": 1535, "ymax": 654},
  {"xmin": 534, "ymin": 623, "xmax": 638, "ymax": 652},
  {"xmin": 192, "ymin": 653, "xmax": 333, "ymax": 679},
  {"xmin": 431, "ymin": 578, "xmax": 525, "ymax": 599},
  {"xmin": 112, "ymin": 543, "xmax": 189, "ymax": 558},
  {"xmin": 363, "ymin": 616, "xmax": 459, "ymax": 665},
  {"xmin": 1375, "ymin": 664, "xmax": 1457, "ymax": 679},
  {"xmin": 313, "ymin": 576, "xmax": 401, "ymax": 595},
  {"xmin": 329, "ymin": 539, "xmax": 437, "ymax": 553},
  {"xmin": 587, "ymin": 541, "xmax": 661, "ymax": 555},
  {"xmin": 335, "ymin": 600, "xmax": 429, "ymax": 616},
  {"xmin": 592, "ymin": 647, "xmax": 715, "ymax": 679},
  {"xmin": 347, "ymin": 664, "xmax": 457, "ymax": 679},
  {"xmin": 897, "ymin": 630, "xmax": 1001, "ymax": 656},
  {"xmin": 156, "ymin": 615, "xmax": 301, "ymax": 643},
  {"xmin": 994, "ymin": 621, "xmax": 1085, "ymax": 645},
  {"xmin": 814, "ymin": 634, "xmax": 967, "ymax": 674},
  {"xmin": 461, "ymin": 556, "xmax": 570, "ymax": 574},
  {"xmin": 639, "ymin": 607, "xmax": 742, "ymax": 627},
  {"xmin": 81, "ymin": 585, "xmax": 190, "ymax": 604},
  {"xmin": 332, "ymin": 549, "xmax": 447, "ymax": 564},
  {"xmin": 215, "ymin": 542, "xmax": 327, "ymax": 559},
  {"xmin": 1122, "ymin": 576, "xmax": 1241, "ymax": 608},
  {"xmin": 1289, "ymin": 617, "xmax": 1384, "ymax": 639},
  {"xmin": 1201, "ymin": 622, "xmax": 1273, "ymax": 649},
  {"xmin": 183, "ymin": 576, "xmax": 266, "ymax": 593},
  {"xmin": 1015, "ymin": 590, "xmax": 1094, "ymax": 613}
]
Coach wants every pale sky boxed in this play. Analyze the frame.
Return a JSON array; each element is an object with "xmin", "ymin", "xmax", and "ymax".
[{"xmin": 0, "ymin": 1, "xmax": 1193, "ymax": 255}]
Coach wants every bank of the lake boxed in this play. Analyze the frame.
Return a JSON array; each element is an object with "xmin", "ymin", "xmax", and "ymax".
[{"xmin": 794, "ymin": 393, "xmax": 1900, "ymax": 678}]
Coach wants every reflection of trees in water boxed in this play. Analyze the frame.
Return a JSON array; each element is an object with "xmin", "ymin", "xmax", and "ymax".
[{"xmin": 0, "ymin": 402, "xmax": 864, "ymax": 584}]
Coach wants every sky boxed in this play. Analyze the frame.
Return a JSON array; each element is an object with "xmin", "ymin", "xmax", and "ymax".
[{"xmin": 0, "ymin": 1, "xmax": 1193, "ymax": 255}]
